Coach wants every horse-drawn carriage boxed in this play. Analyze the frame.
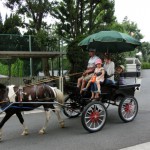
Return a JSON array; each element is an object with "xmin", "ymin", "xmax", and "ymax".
[
  {"xmin": 62, "ymin": 30, "xmax": 141, "ymax": 132},
  {"xmin": 63, "ymin": 71, "xmax": 141, "ymax": 132},
  {"xmin": 0, "ymin": 71, "xmax": 141, "ymax": 136},
  {"xmin": 0, "ymin": 31, "xmax": 141, "ymax": 141}
]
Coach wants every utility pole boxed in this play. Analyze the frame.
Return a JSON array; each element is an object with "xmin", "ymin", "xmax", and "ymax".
[{"xmin": 29, "ymin": 35, "xmax": 32, "ymax": 76}]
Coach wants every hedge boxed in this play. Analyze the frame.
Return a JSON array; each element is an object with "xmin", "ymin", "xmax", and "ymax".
[{"xmin": 141, "ymin": 62, "xmax": 150, "ymax": 69}]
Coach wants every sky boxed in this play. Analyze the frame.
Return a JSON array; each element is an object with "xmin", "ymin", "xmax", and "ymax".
[
  {"xmin": 115, "ymin": 0, "xmax": 150, "ymax": 42},
  {"xmin": 0, "ymin": 0, "xmax": 150, "ymax": 42}
]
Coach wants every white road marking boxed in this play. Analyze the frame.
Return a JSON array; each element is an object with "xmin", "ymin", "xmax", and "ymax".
[{"xmin": 119, "ymin": 142, "xmax": 150, "ymax": 150}]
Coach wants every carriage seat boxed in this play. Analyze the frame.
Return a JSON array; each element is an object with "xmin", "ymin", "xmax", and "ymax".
[
  {"xmin": 103, "ymin": 71, "xmax": 141, "ymax": 86},
  {"xmin": 103, "ymin": 71, "xmax": 141, "ymax": 90}
]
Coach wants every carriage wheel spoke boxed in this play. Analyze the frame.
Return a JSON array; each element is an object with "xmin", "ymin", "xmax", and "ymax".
[
  {"xmin": 122, "ymin": 101, "xmax": 137, "ymax": 119},
  {"xmin": 83, "ymin": 103, "xmax": 107, "ymax": 131},
  {"xmin": 98, "ymin": 117, "xmax": 103, "ymax": 122},
  {"xmin": 86, "ymin": 118, "xmax": 92, "ymax": 124},
  {"xmin": 122, "ymin": 111, "xmax": 127, "ymax": 118},
  {"xmin": 85, "ymin": 116, "xmax": 91, "ymax": 119},
  {"xmin": 89, "ymin": 122, "xmax": 93, "ymax": 128}
]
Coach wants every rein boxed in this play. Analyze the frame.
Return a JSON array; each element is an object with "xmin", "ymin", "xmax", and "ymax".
[{"xmin": 0, "ymin": 100, "xmax": 9, "ymax": 104}]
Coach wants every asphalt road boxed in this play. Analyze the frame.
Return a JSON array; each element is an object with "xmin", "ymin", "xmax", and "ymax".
[{"xmin": 1, "ymin": 70, "xmax": 150, "ymax": 150}]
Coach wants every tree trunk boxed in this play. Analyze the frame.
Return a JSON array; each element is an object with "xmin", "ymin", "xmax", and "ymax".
[
  {"xmin": 75, "ymin": 0, "xmax": 79, "ymax": 36},
  {"xmin": 89, "ymin": 0, "xmax": 93, "ymax": 33},
  {"xmin": 80, "ymin": 0, "xmax": 84, "ymax": 34}
]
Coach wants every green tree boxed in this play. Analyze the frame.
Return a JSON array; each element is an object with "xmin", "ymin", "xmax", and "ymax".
[
  {"xmin": 3, "ymin": 14, "xmax": 21, "ymax": 34},
  {"xmin": 139, "ymin": 42, "xmax": 150, "ymax": 62},
  {"xmin": 51, "ymin": 0, "xmax": 115, "ymax": 39},
  {"xmin": 11, "ymin": 58, "xmax": 23, "ymax": 77},
  {"xmin": 51, "ymin": 0, "xmax": 116, "ymax": 73},
  {"xmin": 5, "ymin": 0, "xmax": 53, "ymax": 31},
  {"xmin": 0, "ymin": 62, "xmax": 8, "ymax": 75},
  {"xmin": 0, "ymin": 13, "xmax": 3, "ymax": 33},
  {"xmin": 0, "ymin": 14, "xmax": 22, "ymax": 77},
  {"xmin": 120, "ymin": 17, "xmax": 143, "ymax": 58},
  {"xmin": 34, "ymin": 29, "xmax": 50, "ymax": 75},
  {"xmin": 4, "ymin": 0, "xmax": 57, "ymax": 76},
  {"xmin": 122, "ymin": 17, "xmax": 143, "ymax": 40}
]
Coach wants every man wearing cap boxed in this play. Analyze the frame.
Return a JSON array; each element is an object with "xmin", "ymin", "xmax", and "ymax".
[{"xmin": 77, "ymin": 48, "xmax": 100, "ymax": 93}]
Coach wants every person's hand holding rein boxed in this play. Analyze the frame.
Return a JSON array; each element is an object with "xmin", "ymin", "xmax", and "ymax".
[{"xmin": 82, "ymin": 68, "xmax": 95, "ymax": 76}]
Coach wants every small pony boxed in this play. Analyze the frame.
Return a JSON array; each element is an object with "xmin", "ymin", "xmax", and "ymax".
[{"xmin": 0, "ymin": 83, "xmax": 65, "ymax": 141}]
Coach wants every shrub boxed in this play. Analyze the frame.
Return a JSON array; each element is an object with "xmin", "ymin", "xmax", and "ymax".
[{"xmin": 141, "ymin": 62, "xmax": 150, "ymax": 69}]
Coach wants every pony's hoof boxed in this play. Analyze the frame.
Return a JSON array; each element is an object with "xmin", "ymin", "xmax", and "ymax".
[
  {"xmin": 60, "ymin": 121, "xmax": 65, "ymax": 128},
  {"xmin": 21, "ymin": 132, "xmax": 29, "ymax": 136},
  {"xmin": 39, "ymin": 129, "xmax": 46, "ymax": 134},
  {"xmin": 21, "ymin": 129, "xmax": 29, "ymax": 136}
]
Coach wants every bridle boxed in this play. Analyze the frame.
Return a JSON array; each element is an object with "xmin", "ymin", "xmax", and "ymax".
[{"xmin": 0, "ymin": 87, "xmax": 20, "ymax": 107}]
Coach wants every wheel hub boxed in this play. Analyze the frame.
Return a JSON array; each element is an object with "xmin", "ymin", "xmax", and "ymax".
[
  {"xmin": 125, "ymin": 103, "xmax": 132, "ymax": 112},
  {"xmin": 89, "ymin": 111, "xmax": 100, "ymax": 122}
]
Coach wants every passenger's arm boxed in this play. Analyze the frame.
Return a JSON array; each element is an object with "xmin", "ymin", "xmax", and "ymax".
[
  {"xmin": 108, "ymin": 62, "xmax": 115, "ymax": 77},
  {"xmin": 99, "ymin": 69, "xmax": 105, "ymax": 78},
  {"xmin": 111, "ymin": 62, "xmax": 115, "ymax": 74},
  {"xmin": 82, "ymin": 67, "xmax": 95, "ymax": 76}
]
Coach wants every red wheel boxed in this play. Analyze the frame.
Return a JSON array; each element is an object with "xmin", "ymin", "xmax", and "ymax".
[
  {"xmin": 118, "ymin": 96, "xmax": 138, "ymax": 122},
  {"xmin": 81, "ymin": 101, "xmax": 107, "ymax": 132}
]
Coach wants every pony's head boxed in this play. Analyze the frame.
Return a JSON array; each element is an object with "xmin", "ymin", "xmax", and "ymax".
[{"xmin": 0, "ymin": 83, "xmax": 8, "ymax": 105}]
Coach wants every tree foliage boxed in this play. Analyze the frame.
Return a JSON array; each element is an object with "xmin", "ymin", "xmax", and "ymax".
[
  {"xmin": 122, "ymin": 17, "xmax": 143, "ymax": 40},
  {"xmin": 4, "ymin": 0, "xmax": 59, "ymax": 76},
  {"xmin": 0, "ymin": 13, "xmax": 3, "ymax": 33},
  {"xmin": 4, "ymin": 0, "xmax": 53, "ymax": 31},
  {"xmin": 51, "ymin": 0, "xmax": 115, "ymax": 39},
  {"xmin": 51, "ymin": 0, "xmax": 116, "ymax": 73},
  {"xmin": 3, "ymin": 14, "xmax": 21, "ymax": 34},
  {"xmin": 0, "ymin": 13, "xmax": 22, "ymax": 76},
  {"xmin": 139, "ymin": 42, "xmax": 150, "ymax": 62}
]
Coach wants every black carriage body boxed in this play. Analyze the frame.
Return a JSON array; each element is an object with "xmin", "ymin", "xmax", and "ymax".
[
  {"xmin": 64, "ymin": 75, "xmax": 140, "ymax": 105},
  {"xmin": 101, "ymin": 83, "xmax": 139, "ymax": 101}
]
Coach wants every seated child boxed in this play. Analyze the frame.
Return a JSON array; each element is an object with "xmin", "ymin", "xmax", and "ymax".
[
  {"xmin": 82, "ymin": 59, "xmax": 105, "ymax": 99},
  {"xmin": 115, "ymin": 65, "xmax": 126, "ymax": 85}
]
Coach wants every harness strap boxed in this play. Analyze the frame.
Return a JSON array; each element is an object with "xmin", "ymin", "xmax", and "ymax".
[{"xmin": 33, "ymin": 85, "xmax": 38, "ymax": 99}]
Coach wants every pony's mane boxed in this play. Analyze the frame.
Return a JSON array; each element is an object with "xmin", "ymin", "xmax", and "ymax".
[{"xmin": 0, "ymin": 83, "xmax": 6, "ymax": 89}]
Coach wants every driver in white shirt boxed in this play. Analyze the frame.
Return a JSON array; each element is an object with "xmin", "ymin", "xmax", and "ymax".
[{"xmin": 77, "ymin": 49, "xmax": 100, "ymax": 93}]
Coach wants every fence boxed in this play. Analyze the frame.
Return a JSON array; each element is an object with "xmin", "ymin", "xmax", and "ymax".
[
  {"xmin": 0, "ymin": 75, "xmax": 65, "ymax": 93},
  {"xmin": 0, "ymin": 76, "xmax": 58, "ymax": 86}
]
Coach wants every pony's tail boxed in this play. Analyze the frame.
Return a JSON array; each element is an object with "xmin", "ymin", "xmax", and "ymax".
[
  {"xmin": 54, "ymin": 88, "xmax": 64, "ymax": 105},
  {"xmin": 47, "ymin": 85, "xmax": 64, "ymax": 104}
]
